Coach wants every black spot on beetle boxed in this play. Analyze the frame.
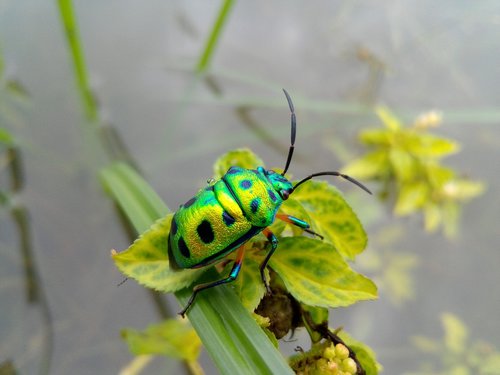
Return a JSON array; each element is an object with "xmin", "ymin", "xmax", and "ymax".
[
  {"xmin": 268, "ymin": 189, "xmax": 277, "ymax": 202},
  {"xmin": 250, "ymin": 198, "xmax": 260, "ymax": 213},
  {"xmin": 222, "ymin": 211, "xmax": 236, "ymax": 226},
  {"xmin": 240, "ymin": 179, "xmax": 252, "ymax": 189},
  {"xmin": 183, "ymin": 197, "xmax": 197, "ymax": 208},
  {"xmin": 205, "ymin": 185, "xmax": 214, "ymax": 192},
  {"xmin": 178, "ymin": 237, "xmax": 190, "ymax": 258},
  {"xmin": 171, "ymin": 217, "xmax": 178, "ymax": 235},
  {"xmin": 197, "ymin": 220, "xmax": 215, "ymax": 244}
]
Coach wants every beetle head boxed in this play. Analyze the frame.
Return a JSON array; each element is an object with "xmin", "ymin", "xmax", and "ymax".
[{"xmin": 264, "ymin": 169, "xmax": 293, "ymax": 200}]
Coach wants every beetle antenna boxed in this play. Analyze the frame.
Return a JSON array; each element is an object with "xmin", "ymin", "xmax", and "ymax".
[
  {"xmin": 282, "ymin": 89, "xmax": 296, "ymax": 176},
  {"xmin": 292, "ymin": 171, "xmax": 372, "ymax": 194}
]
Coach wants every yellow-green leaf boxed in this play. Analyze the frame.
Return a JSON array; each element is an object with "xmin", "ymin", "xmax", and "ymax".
[
  {"xmin": 269, "ymin": 237, "xmax": 377, "ymax": 308},
  {"xmin": 375, "ymin": 106, "xmax": 402, "ymax": 131},
  {"xmin": 122, "ymin": 319, "xmax": 202, "ymax": 361},
  {"xmin": 279, "ymin": 197, "xmax": 313, "ymax": 236},
  {"xmin": 341, "ymin": 150, "xmax": 390, "ymax": 180},
  {"xmin": 394, "ymin": 181, "xmax": 429, "ymax": 216},
  {"xmin": 112, "ymin": 215, "xmax": 204, "ymax": 292},
  {"xmin": 290, "ymin": 180, "xmax": 368, "ymax": 259},
  {"xmin": 233, "ymin": 255, "xmax": 266, "ymax": 311},
  {"xmin": 213, "ymin": 148, "xmax": 264, "ymax": 179}
]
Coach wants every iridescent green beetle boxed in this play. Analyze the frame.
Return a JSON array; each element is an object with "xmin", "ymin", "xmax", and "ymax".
[{"xmin": 169, "ymin": 90, "xmax": 371, "ymax": 316}]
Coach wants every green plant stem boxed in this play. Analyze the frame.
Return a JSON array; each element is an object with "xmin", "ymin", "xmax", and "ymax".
[{"xmin": 196, "ymin": 0, "xmax": 235, "ymax": 73}]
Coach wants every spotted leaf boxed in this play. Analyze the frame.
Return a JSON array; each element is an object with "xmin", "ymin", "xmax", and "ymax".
[
  {"xmin": 112, "ymin": 214, "xmax": 204, "ymax": 292},
  {"xmin": 289, "ymin": 180, "xmax": 368, "ymax": 259},
  {"xmin": 269, "ymin": 237, "xmax": 377, "ymax": 308}
]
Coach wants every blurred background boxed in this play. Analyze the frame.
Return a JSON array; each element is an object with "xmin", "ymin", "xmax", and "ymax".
[{"xmin": 1, "ymin": 1, "xmax": 499, "ymax": 374}]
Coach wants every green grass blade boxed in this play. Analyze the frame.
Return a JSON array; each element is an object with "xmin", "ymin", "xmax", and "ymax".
[
  {"xmin": 100, "ymin": 162, "xmax": 293, "ymax": 375},
  {"xmin": 196, "ymin": 0, "xmax": 235, "ymax": 73},
  {"xmin": 57, "ymin": 0, "xmax": 98, "ymax": 121}
]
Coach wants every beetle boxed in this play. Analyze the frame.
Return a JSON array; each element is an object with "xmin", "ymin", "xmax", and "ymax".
[{"xmin": 168, "ymin": 89, "xmax": 371, "ymax": 317}]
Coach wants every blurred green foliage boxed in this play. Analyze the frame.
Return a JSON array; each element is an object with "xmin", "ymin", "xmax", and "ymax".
[
  {"xmin": 410, "ymin": 313, "xmax": 500, "ymax": 374},
  {"xmin": 343, "ymin": 107, "xmax": 485, "ymax": 238}
]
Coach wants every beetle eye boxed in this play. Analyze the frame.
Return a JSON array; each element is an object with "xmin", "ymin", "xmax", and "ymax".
[{"xmin": 281, "ymin": 190, "xmax": 290, "ymax": 200}]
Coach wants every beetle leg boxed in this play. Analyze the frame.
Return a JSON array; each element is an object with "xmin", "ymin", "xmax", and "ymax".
[
  {"xmin": 260, "ymin": 228, "xmax": 279, "ymax": 295},
  {"xmin": 179, "ymin": 245, "xmax": 246, "ymax": 317},
  {"xmin": 276, "ymin": 213, "xmax": 324, "ymax": 240}
]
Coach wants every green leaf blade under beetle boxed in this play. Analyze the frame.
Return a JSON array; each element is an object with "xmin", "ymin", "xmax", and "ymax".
[
  {"xmin": 289, "ymin": 181, "xmax": 368, "ymax": 259},
  {"xmin": 100, "ymin": 162, "xmax": 169, "ymax": 233},
  {"xmin": 269, "ymin": 237, "xmax": 377, "ymax": 308}
]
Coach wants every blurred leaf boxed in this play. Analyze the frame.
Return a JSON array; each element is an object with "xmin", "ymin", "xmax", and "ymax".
[
  {"xmin": 394, "ymin": 182, "xmax": 429, "ymax": 216},
  {"xmin": 442, "ymin": 202, "xmax": 460, "ymax": 238},
  {"xmin": 449, "ymin": 365, "xmax": 470, "ymax": 375},
  {"xmin": 5, "ymin": 79, "xmax": 30, "ymax": 99},
  {"xmin": 341, "ymin": 150, "xmax": 389, "ymax": 180},
  {"xmin": 122, "ymin": 319, "xmax": 202, "ymax": 361},
  {"xmin": 111, "ymin": 215, "xmax": 204, "ymax": 293},
  {"xmin": 389, "ymin": 147, "xmax": 416, "ymax": 182},
  {"xmin": 212, "ymin": 148, "xmax": 264, "ymax": 179},
  {"xmin": 0, "ymin": 128, "xmax": 14, "ymax": 146},
  {"xmin": 411, "ymin": 335, "xmax": 441, "ymax": 353},
  {"xmin": 270, "ymin": 237, "xmax": 377, "ymax": 308},
  {"xmin": 233, "ymin": 255, "xmax": 266, "ymax": 311},
  {"xmin": 442, "ymin": 180, "xmax": 486, "ymax": 201},
  {"xmin": 290, "ymin": 180, "xmax": 368, "ymax": 259},
  {"xmin": 406, "ymin": 133, "xmax": 460, "ymax": 158},
  {"xmin": 376, "ymin": 106, "xmax": 402, "ymax": 130},
  {"xmin": 424, "ymin": 202, "xmax": 442, "ymax": 232},
  {"xmin": 442, "ymin": 313, "xmax": 468, "ymax": 354},
  {"xmin": 481, "ymin": 353, "xmax": 500, "ymax": 373},
  {"xmin": 382, "ymin": 252, "xmax": 419, "ymax": 305},
  {"xmin": 359, "ymin": 128, "xmax": 392, "ymax": 146},
  {"xmin": 426, "ymin": 163, "xmax": 455, "ymax": 189}
]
